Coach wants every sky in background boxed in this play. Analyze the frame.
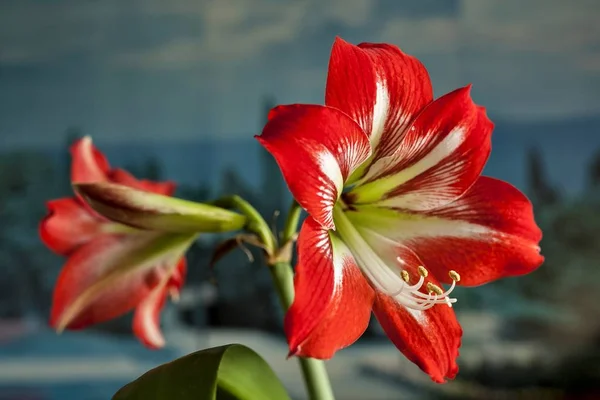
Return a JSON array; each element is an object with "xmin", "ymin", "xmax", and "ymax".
[{"xmin": 0, "ymin": 0, "xmax": 599, "ymax": 148}]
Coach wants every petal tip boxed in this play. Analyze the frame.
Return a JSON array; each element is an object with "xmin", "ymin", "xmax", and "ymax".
[
  {"xmin": 452, "ymin": 84, "xmax": 472, "ymax": 99},
  {"xmin": 286, "ymin": 348, "xmax": 297, "ymax": 359},
  {"xmin": 70, "ymin": 135, "xmax": 92, "ymax": 155},
  {"xmin": 331, "ymin": 36, "xmax": 357, "ymax": 56},
  {"xmin": 142, "ymin": 335, "xmax": 166, "ymax": 350},
  {"xmin": 49, "ymin": 311, "xmax": 68, "ymax": 334},
  {"xmin": 265, "ymin": 104, "xmax": 293, "ymax": 123},
  {"xmin": 333, "ymin": 35, "xmax": 349, "ymax": 46}
]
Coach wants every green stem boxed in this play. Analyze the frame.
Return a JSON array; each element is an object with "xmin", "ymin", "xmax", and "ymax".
[
  {"xmin": 281, "ymin": 200, "xmax": 302, "ymax": 245},
  {"xmin": 213, "ymin": 195, "xmax": 277, "ymax": 256},
  {"xmin": 217, "ymin": 196, "xmax": 335, "ymax": 399},
  {"xmin": 270, "ymin": 261, "xmax": 335, "ymax": 400}
]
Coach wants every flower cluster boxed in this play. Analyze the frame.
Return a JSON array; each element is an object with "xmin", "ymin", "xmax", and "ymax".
[
  {"xmin": 40, "ymin": 37, "xmax": 543, "ymax": 384},
  {"xmin": 41, "ymin": 137, "xmax": 189, "ymax": 348}
]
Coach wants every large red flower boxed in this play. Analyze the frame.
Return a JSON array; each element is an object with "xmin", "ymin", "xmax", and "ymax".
[
  {"xmin": 40, "ymin": 137, "xmax": 188, "ymax": 349},
  {"xmin": 257, "ymin": 38, "xmax": 544, "ymax": 382}
]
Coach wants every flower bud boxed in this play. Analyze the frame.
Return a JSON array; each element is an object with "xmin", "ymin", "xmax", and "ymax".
[{"xmin": 75, "ymin": 182, "xmax": 247, "ymax": 234}]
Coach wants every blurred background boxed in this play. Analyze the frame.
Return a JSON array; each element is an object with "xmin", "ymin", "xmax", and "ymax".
[{"xmin": 1, "ymin": 0, "xmax": 599, "ymax": 399}]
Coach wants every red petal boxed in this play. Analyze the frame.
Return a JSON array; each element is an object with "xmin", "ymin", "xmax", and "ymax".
[
  {"xmin": 50, "ymin": 234, "xmax": 173, "ymax": 330},
  {"xmin": 256, "ymin": 104, "xmax": 371, "ymax": 229},
  {"xmin": 132, "ymin": 259, "xmax": 185, "ymax": 349},
  {"xmin": 373, "ymin": 292, "xmax": 462, "ymax": 383},
  {"xmin": 133, "ymin": 284, "xmax": 168, "ymax": 349},
  {"xmin": 70, "ymin": 137, "xmax": 110, "ymax": 183},
  {"xmin": 39, "ymin": 198, "xmax": 104, "ymax": 255},
  {"xmin": 408, "ymin": 177, "xmax": 544, "ymax": 286},
  {"xmin": 326, "ymin": 37, "xmax": 433, "ymax": 158},
  {"xmin": 285, "ymin": 217, "xmax": 374, "ymax": 359},
  {"xmin": 352, "ymin": 86, "xmax": 493, "ymax": 211},
  {"xmin": 109, "ymin": 168, "xmax": 176, "ymax": 196},
  {"xmin": 132, "ymin": 260, "xmax": 184, "ymax": 350},
  {"xmin": 168, "ymin": 258, "xmax": 187, "ymax": 292},
  {"xmin": 70, "ymin": 137, "xmax": 176, "ymax": 196},
  {"xmin": 332, "ymin": 219, "xmax": 461, "ymax": 382}
]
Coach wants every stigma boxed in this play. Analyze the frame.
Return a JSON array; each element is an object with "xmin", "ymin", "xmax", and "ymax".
[{"xmin": 389, "ymin": 261, "xmax": 460, "ymax": 311}]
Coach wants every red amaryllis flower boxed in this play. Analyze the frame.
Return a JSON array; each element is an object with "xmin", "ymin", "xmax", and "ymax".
[
  {"xmin": 257, "ymin": 38, "xmax": 544, "ymax": 382},
  {"xmin": 40, "ymin": 137, "xmax": 190, "ymax": 349}
]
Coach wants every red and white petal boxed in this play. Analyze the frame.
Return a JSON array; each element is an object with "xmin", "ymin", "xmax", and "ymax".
[
  {"xmin": 132, "ymin": 261, "xmax": 184, "ymax": 349},
  {"xmin": 350, "ymin": 86, "xmax": 493, "ymax": 211},
  {"xmin": 256, "ymin": 104, "xmax": 371, "ymax": 229},
  {"xmin": 133, "ymin": 284, "xmax": 168, "ymax": 349},
  {"xmin": 50, "ymin": 233, "xmax": 182, "ymax": 331},
  {"xmin": 333, "ymin": 208, "xmax": 461, "ymax": 382},
  {"xmin": 326, "ymin": 37, "xmax": 433, "ymax": 158},
  {"xmin": 40, "ymin": 198, "xmax": 104, "ymax": 255},
  {"xmin": 285, "ymin": 216, "xmax": 374, "ymax": 359},
  {"xmin": 109, "ymin": 168, "xmax": 176, "ymax": 196},
  {"xmin": 70, "ymin": 136, "xmax": 110, "ymax": 183},
  {"xmin": 347, "ymin": 177, "xmax": 543, "ymax": 286},
  {"xmin": 406, "ymin": 177, "xmax": 544, "ymax": 286},
  {"xmin": 374, "ymin": 292, "xmax": 462, "ymax": 383}
]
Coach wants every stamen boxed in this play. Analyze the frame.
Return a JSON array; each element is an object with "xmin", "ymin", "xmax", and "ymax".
[
  {"xmin": 426, "ymin": 282, "xmax": 444, "ymax": 296},
  {"xmin": 388, "ymin": 259, "xmax": 461, "ymax": 311},
  {"xmin": 335, "ymin": 216, "xmax": 459, "ymax": 311},
  {"xmin": 331, "ymin": 208, "xmax": 461, "ymax": 312},
  {"xmin": 336, "ymin": 215, "xmax": 466, "ymax": 311},
  {"xmin": 400, "ymin": 270, "xmax": 410, "ymax": 283},
  {"xmin": 449, "ymin": 270, "xmax": 460, "ymax": 282}
]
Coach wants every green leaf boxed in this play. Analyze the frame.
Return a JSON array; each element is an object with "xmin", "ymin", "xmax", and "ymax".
[
  {"xmin": 112, "ymin": 344, "xmax": 291, "ymax": 400},
  {"xmin": 74, "ymin": 182, "xmax": 247, "ymax": 234}
]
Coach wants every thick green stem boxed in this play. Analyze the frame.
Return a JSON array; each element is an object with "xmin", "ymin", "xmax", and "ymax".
[{"xmin": 270, "ymin": 261, "xmax": 335, "ymax": 400}]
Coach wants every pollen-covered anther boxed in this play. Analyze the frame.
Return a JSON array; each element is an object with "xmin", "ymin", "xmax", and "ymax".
[
  {"xmin": 426, "ymin": 282, "xmax": 444, "ymax": 296},
  {"xmin": 400, "ymin": 270, "xmax": 410, "ymax": 283},
  {"xmin": 387, "ymin": 261, "xmax": 457, "ymax": 311},
  {"xmin": 449, "ymin": 270, "xmax": 461, "ymax": 282}
]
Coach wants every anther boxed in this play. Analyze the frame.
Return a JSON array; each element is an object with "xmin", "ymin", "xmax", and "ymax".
[
  {"xmin": 426, "ymin": 282, "xmax": 443, "ymax": 296},
  {"xmin": 385, "ymin": 260, "xmax": 459, "ymax": 311},
  {"xmin": 448, "ymin": 270, "xmax": 461, "ymax": 282},
  {"xmin": 401, "ymin": 270, "xmax": 410, "ymax": 283}
]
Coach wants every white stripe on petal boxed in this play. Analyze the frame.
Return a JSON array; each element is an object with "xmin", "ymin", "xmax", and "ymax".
[
  {"xmin": 394, "ymin": 126, "xmax": 465, "ymax": 184},
  {"xmin": 358, "ymin": 126, "xmax": 466, "ymax": 195},
  {"xmin": 135, "ymin": 283, "xmax": 167, "ymax": 348},
  {"xmin": 317, "ymin": 149, "xmax": 344, "ymax": 194},
  {"xmin": 406, "ymin": 307, "xmax": 427, "ymax": 325},
  {"xmin": 369, "ymin": 78, "xmax": 390, "ymax": 149}
]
